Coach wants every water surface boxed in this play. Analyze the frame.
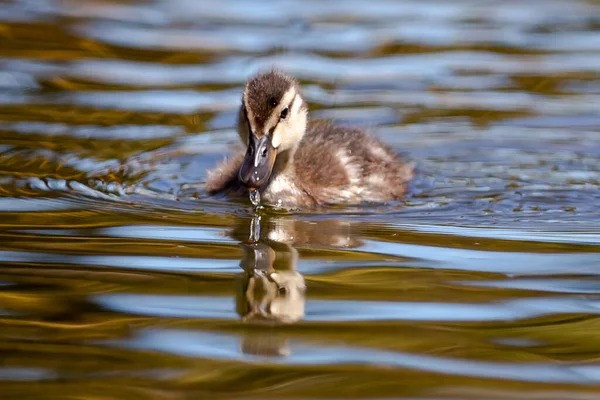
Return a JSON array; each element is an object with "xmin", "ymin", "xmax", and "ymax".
[{"xmin": 1, "ymin": 0, "xmax": 600, "ymax": 399}]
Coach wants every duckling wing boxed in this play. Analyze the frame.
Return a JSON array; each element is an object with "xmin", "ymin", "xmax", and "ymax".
[
  {"xmin": 295, "ymin": 121, "xmax": 413, "ymax": 204},
  {"xmin": 205, "ymin": 151, "xmax": 246, "ymax": 195}
]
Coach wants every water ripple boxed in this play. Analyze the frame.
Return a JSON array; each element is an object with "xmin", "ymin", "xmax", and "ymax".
[
  {"xmin": 2, "ymin": 0, "xmax": 600, "ymax": 397},
  {"xmin": 101, "ymin": 328, "xmax": 600, "ymax": 384}
]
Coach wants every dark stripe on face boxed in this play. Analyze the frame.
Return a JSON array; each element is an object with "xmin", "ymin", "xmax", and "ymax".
[{"xmin": 288, "ymin": 94, "xmax": 297, "ymax": 111}]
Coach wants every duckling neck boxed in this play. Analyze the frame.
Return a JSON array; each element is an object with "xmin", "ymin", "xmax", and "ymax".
[{"xmin": 271, "ymin": 147, "xmax": 297, "ymax": 181}]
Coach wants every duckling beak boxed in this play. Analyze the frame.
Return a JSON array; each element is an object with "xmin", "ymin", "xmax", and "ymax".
[{"xmin": 239, "ymin": 134, "xmax": 277, "ymax": 189}]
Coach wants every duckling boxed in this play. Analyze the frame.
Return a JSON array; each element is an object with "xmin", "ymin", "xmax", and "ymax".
[{"xmin": 205, "ymin": 70, "xmax": 413, "ymax": 208}]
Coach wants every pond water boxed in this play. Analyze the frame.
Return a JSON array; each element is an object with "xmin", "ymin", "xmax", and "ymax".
[{"xmin": 1, "ymin": 0, "xmax": 600, "ymax": 398}]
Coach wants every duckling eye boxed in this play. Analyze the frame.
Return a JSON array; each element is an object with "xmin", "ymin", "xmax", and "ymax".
[
  {"xmin": 280, "ymin": 107, "xmax": 289, "ymax": 120},
  {"xmin": 260, "ymin": 146, "xmax": 268, "ymax": 158}
]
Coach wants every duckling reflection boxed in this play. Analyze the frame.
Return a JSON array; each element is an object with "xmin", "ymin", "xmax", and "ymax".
[
  {"xmin": 233, "ymin": 214, "xmax": 364, "ymax": 323},
  {"xmin": 233, "ymin": 214, "xmax": 363, "ymax": 357},
  {"xmin": 235, "ymin": 216, "xmax": 306, "ymax": 324}
]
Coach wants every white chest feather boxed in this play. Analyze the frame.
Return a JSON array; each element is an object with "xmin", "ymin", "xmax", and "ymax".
[{"xmin": 262, "ymin": 172, "xmax": 304, "ymax": 207}]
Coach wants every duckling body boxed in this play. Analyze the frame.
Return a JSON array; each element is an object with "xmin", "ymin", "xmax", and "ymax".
[{"xmin": 205, "ymin": 70, "xmax": 413, "ymax": 209}]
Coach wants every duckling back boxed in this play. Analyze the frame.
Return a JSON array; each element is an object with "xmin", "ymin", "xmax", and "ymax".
[{"xmin": 293, "ymin": 121, "xmax": 413, "ymax": 205}]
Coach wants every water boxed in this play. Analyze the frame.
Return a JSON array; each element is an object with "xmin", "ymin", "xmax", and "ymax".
[
  {"xmin": 1, "ymin": 0, "xmax": 600, "ymax": 398},
  {"xmin": 249, "ymin": 188, "xmax": 261, "ymax": 207}
]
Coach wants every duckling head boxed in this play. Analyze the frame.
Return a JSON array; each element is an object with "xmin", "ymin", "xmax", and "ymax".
[{"xmin": 237, "ymin": 70, "xmax": 308, "ymax": 189}]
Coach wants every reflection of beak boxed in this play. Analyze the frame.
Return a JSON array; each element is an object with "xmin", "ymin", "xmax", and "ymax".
[{"xmin": 239, "ymin": 134, "xmax": 277, "ymax": 189}]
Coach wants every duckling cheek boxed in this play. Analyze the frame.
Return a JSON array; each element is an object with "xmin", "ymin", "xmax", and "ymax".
[
  {"xmin": 272, "ymin": 119, "xmax": 304, "ymax": 152},
  {"xmin": 271, "ymin": 123, "xmax": 295, "ymax": 151},
  {"xmin": 271, "ymin": 128, "xmax": 282, "ymax": 149}
]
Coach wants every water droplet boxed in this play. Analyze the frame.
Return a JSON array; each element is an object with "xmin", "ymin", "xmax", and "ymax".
[{"xmin": 249, "ymin": 188, "xmax": 261, "ymax": 207}]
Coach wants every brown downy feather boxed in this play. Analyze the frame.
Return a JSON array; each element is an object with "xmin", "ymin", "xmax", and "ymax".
[{"xmin": 204, "ymin": 70, "xmax": 413, "ymax": 208}]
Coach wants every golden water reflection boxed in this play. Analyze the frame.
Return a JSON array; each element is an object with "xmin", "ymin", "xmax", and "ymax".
[{"xmin": 2, "ymin": 0, "xmax": 600, "ymax": 398}]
